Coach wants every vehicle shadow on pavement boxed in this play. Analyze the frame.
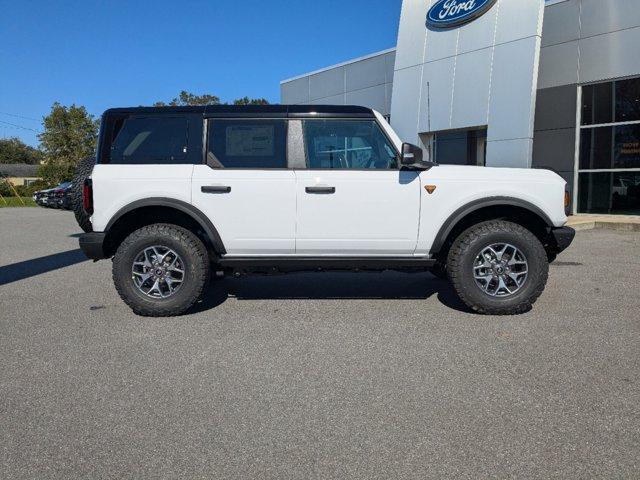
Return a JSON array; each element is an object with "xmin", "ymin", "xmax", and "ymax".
[
  {"xmin": 191, "ymin": 272, "xmax": 471, "ymax": 314},
  {"xmin": 0, "ymin": 249, "xmax": 88, "ymax": 287}
]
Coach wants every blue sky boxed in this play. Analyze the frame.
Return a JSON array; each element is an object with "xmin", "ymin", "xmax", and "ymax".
[{"xmin": 0, "ymin": 0, "xmax": 402, "ymax": 146}]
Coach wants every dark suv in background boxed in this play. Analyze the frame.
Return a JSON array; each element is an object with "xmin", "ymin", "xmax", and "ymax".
[{"xmin": 34, "ymin": 182, "xmax": 73, "ymax": 209}]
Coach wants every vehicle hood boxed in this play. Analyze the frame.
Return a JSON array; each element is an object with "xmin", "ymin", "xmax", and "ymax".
[{"xmin": 425, "ymin": 165, "xmax": 566, "ymax": 186}]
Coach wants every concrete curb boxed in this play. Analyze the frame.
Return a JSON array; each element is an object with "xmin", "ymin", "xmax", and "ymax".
[{"xmin": 567, "ymin": 217, "xmax": 640, "ymax": 233}]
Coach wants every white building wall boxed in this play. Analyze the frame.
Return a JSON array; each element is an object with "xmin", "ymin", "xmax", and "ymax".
[
  {"xmin": 390, "ymin": 0, "xmax": 546, "ymax": 168},
  {"xmin": 280, "ymin": 49, "xmax": 396, "ymax": 117},
  {"xmin": 280, "ymin": 0, "xmax": 640, "ymax": 177}
]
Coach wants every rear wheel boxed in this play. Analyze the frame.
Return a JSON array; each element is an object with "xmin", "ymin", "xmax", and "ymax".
[
  {"xmin": 447, "ymin": 220, "xmax": 548, "ymax": 315},
  {"xmin": 112, "ymin": 224, "xmax": 210, "ymax": 317},
  {"xmin": 71, "ymin": 156, "xmax": 96, "ymax": 232}
]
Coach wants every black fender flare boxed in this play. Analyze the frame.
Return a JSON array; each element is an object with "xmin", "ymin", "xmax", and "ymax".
[
  {"xmin": 429, "ymin": 196, "xmax": 554, "ymax": 255},
  {"xmin": 105, "ymin": 197, "xmax": 226, "ymax": 254}
]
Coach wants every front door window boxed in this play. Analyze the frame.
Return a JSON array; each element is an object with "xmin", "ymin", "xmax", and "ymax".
[{"xmin": 303, "ymin": 120, "xmax": 398, "ymax": 170}]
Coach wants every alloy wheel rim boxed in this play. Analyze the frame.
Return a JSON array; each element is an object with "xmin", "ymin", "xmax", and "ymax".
[
  {"xmin": 473, "ymin": 243, "xmax": 528, "ymax": 297},
  {"xmin": 132, "ymin": 246, "xmax": 185, "ymax": 299}
]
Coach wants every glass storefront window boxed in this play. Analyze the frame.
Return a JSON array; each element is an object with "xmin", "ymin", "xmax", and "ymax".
[
  {"xmin": 616, "ymin": 78, "xmax": 640, "ymax": 123},
  {"xmin": 579, "ymin": 126, "xmax": 613, "ymax": 169},
  {"xmin": 582, "ymin": 82, "xmax": 613, "ymax": 126},
  {"xmin": 582, "ymin": 77, "xmax": 640, "ymax": 126},
  {"xmin": 615, "ymin": 124, "xmax": 640, "ymax": 168},
  {"xmin": 578, "ymin": 171, "xmax": 640, "ymax": 215},
  {"xmin": 578, "ymin": 77, "xmax": 640, "ymax": 215},
  {"xmin": 579, "ymin": 124, "xmax": 640, "ymax": 170}
]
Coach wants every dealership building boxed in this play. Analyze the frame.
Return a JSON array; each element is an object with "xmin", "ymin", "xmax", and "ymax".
[{"xmin": 281, "ymin": 0, "xmax": 640, "ymax": 215}]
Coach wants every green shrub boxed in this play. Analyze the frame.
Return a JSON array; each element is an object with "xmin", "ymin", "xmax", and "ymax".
[
  {"xmin": 0, "ymin": 196, "xmax": 37, "ymax": 208},
  {"xmin": 37, "ymin": 163, "xmax": 74, "ymax": 187},
  {"xmin": 0, "ymin": 179, "xmax": 55, "ymax": 198}
]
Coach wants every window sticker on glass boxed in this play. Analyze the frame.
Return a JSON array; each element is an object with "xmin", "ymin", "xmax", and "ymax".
[{"xmin": 226, "ymin": 126, "xmax": 274, "ymax": 157}]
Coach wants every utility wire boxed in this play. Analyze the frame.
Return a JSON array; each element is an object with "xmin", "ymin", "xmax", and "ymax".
[
  {"xmin": 0, "ymin": 120, "xmax": 42, "ymax": 133},
  {"xmin": 0, "ymin": 111, "xmax": 40, "ymax": 122}
]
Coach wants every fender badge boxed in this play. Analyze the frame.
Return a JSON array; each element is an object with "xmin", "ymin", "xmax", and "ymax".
[{"xmin": 425, "ymin": 185, "xmax": 437, "ymax": 195}]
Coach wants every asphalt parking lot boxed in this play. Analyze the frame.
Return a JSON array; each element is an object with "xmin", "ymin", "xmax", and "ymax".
[{"xmin": 0, "ymin": 207, "xmax": 638, "ymax": 479}]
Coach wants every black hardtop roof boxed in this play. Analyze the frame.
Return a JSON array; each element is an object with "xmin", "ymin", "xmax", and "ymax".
[{"xmin": 103, "ymin": 104, "xmax": 377, "ymax": 118}]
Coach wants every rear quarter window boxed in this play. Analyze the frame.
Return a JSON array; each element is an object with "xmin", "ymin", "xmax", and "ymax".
[{"xmin": 105, "ymin": 116, "xmax": 190, "ymax": 164}]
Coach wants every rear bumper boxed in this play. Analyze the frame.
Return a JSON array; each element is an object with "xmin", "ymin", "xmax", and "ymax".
[
  {"xmin": 549, "ymin": 226, "xmax": 576, "ymax": 254},
  {"xmin": 79, "ymin": 232, "xmax": 107, "ymax": 260}
]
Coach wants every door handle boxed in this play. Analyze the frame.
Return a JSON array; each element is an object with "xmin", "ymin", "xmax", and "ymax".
[
  {"xmin": 305, "ymin": 186, "xmax": 336, "ymax": 194},
  {"xmin": 201, "ymin": 185, "xmax": 231, "ymax": 194}
]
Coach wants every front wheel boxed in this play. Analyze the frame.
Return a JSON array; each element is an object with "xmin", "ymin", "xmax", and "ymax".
[
  {"xmin": 112, "ymin": 224, "xmax": 210, "ymax": 317},
  {"xmin": 447, "ymin": 220, "xmax": 549, "ymax": 315}
]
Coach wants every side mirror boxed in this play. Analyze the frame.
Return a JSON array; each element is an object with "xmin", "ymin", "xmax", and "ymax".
[{"xmin": 400, "ymin": 143, "xmax": 435, "ymax": 169}]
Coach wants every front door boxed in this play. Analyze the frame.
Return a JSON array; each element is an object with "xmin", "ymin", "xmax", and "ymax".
[
  {"xmin": 192, "ymin": 118, "xmax": 296, "ymax": 256},
  {"xmin": 295, "ymin": 119, "xmax": 421, "ymax": 256}
]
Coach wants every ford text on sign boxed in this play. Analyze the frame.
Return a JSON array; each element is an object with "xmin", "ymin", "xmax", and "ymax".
[{"xmin": 426, "ymin": 0, "xmax": 498, "ymax": 29}]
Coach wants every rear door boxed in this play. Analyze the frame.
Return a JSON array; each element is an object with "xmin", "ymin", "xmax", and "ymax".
[
  {"xmin": 191, "ymin": 118, "xmax": 296, "ymax": 256},
  {"xmin": 295, "ymin": 119, "xmax": 421, "ymax": 256}
]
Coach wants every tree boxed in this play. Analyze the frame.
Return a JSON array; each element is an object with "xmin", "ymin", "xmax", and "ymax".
[
  {"xmin": 154, "ymin": 90, "xmax": 222, "ymax": 107},
  {"xmin": 233, "ymin": 97, "xmax": 270, "ymax": 106},
  {"xmin": 154, "ymin": 91, "xmax": 270, "ymax": 107},
  {"xmin": 0, "ymin": 137, "xmax": 44, "ymax": 165},
  {"xmin": 37, "ymin": 103, "xmax": 99, "ymax": 185},
  {"xmin": 37, "ymin": 162, "xmax": 77, "ymax": 186}
]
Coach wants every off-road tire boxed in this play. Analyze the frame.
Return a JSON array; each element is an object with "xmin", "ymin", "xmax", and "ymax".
[
  {"xmin": 113, "ymin": 224, "xmax": 210, "ymax": 317},
  {"xmin": 447, "ymin": 220, "xmax": 549, "ymax": 315},
  {"xmin": 71, "ymin": 156, "xmax": 96, "ymax": 233}
]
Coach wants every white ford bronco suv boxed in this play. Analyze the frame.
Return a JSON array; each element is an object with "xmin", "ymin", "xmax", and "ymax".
[{"xmin": 77, "ymin": 105, "xmax": 574, "ymax": 317}]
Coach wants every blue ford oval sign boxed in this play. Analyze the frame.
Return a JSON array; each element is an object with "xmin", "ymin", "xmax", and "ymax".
[{"xmin": 426, "ymin": 0, "xmax": 498, "ymax": 29}]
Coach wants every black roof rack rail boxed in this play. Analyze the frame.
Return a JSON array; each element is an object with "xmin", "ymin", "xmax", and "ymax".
[{"xmin": 103, "ymin": 104, "xmax": 376, "ymax": 119}]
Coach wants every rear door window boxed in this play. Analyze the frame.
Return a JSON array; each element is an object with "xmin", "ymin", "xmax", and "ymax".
[
  {"xmin": 207, "ymin": 119, "xmax": 287, "ymax": 169},
  {"xmin": 109, "ymin": 116, "xmax": 189, "ymax": 164}
]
